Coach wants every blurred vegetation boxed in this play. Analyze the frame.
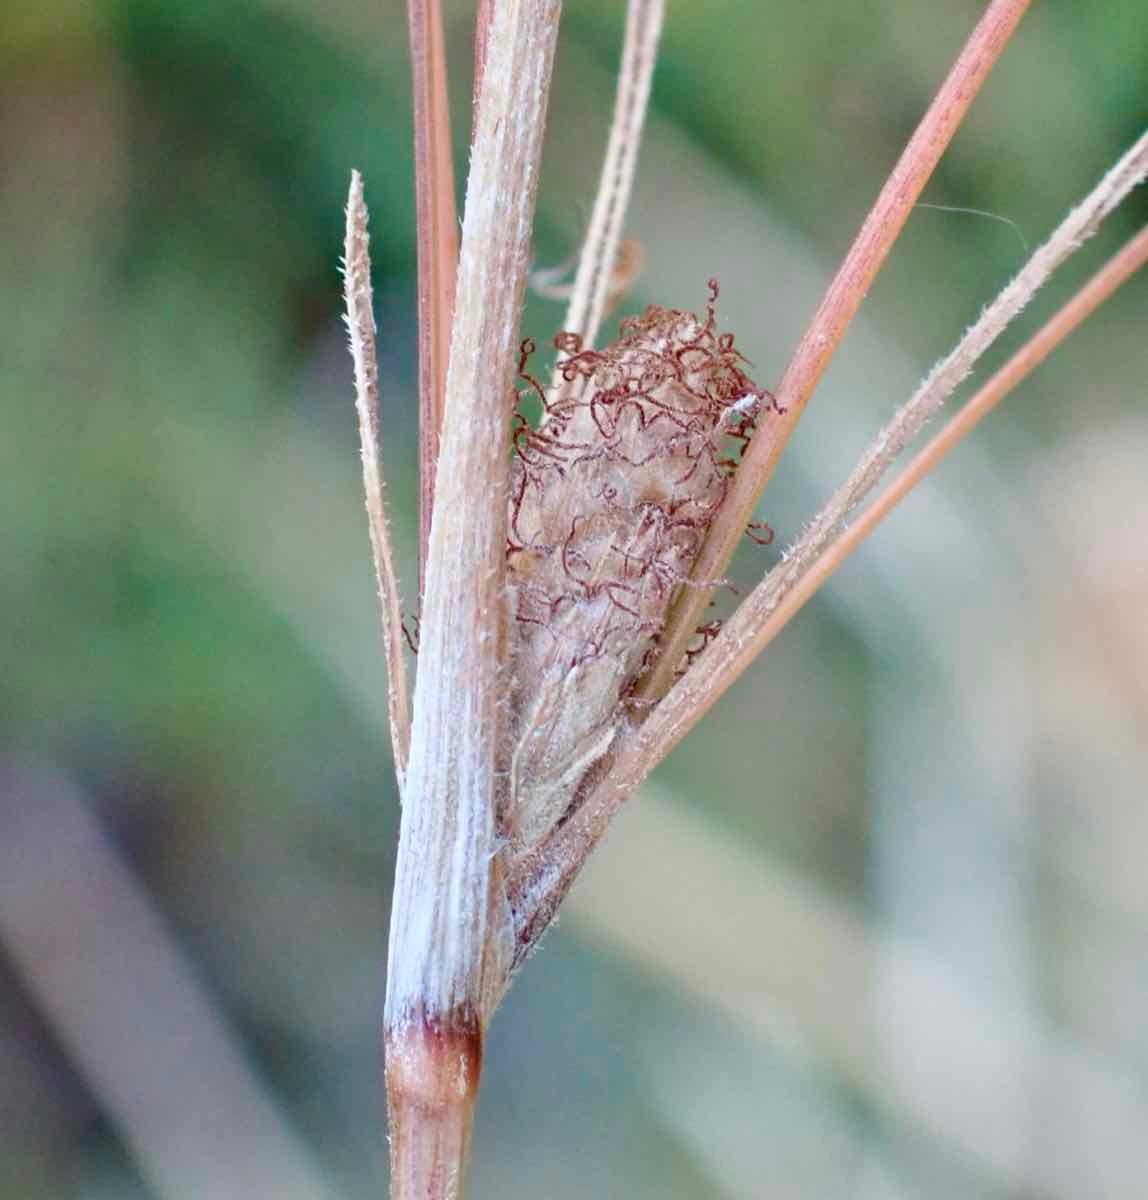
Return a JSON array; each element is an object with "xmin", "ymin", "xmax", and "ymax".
[{"xmin": 2, "ymin": 2, "xmax": 1147, "ymax": 1197}]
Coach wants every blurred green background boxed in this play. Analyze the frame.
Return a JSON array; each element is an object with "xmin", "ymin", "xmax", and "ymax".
[{"xmin": 2, "ymin": 1, "xmax": 1147, "ymax": 1197}]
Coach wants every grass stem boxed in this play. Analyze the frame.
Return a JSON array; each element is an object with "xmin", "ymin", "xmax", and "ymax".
[
  {"xmin": 344, "ymin": 171, "xmax": 412, "ymax": 782},
  {"xmin": 637, "ymin": 0, "xmax": 1032, "ymax": 701},
  {"xmin": 408, "ymin": 0, "xmax": 459, "ymax": 597}
]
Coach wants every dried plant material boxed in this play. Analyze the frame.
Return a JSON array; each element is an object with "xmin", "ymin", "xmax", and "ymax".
[
  {"xmin": 504, "ymin": 289, "xmax": 767, "ymax": 855},
  {"xmin": 530, "ymin": 238, "xmax": 643, "ymax": 311},
  {"xmin": 343, "ymin": 171, "xmax": 411, "ymax": 782},
  {"xmin": 358, "ymin": 0, "xmax": 1148, "ymax": 1193},
  {"xmin": 739, "ymin": 128, "xmax": 1148, "ymax": 655},
  {"xmin": 733, "ymin": 220, "xmax": 1148, "ymax": 676},
  {"xmin": 388, "ymin": 0, "xmax": 561, "ymax": 1032},
  {"xmin": 408, "ymin": 0, "xmax": 459, "ymax": 593},
  {"xmin": 559, "ymin": 0, "xmax": 664, "ymax": 353},
  {"xmin": 383, "ymin": 3, "xmax": 563, "ymax": 1197},
  {"xmin": 603, "ymin": 238, "xmax": 645, "ymax": 313},
  {"xmin": 506, "ymin": 136, "xmax": 1148, "ymax": 944},
  {"xmin": 639, "ymin": 0, "xmax": 1033, "ymax": 702},
  {"xmin": 472, "ymin": 0, "xmax": 494, "ymax": 124}
]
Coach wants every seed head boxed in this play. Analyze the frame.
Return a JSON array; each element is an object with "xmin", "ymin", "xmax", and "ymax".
[{"xmin": 503, "ymin": 284, "xmax": 769, "ymax": 851}]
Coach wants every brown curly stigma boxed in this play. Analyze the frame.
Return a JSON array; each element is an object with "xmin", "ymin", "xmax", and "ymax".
[{"xmin": 501, "ymin": 284, "xmax": 773, "ymax": 854}]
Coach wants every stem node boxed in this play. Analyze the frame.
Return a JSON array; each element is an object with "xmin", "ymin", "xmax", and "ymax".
[{"xmin": 386, "ymin": 1014, "xmax": 483, "ymax": 1200}]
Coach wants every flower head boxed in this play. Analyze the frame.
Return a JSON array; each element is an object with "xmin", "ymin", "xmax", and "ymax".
[{"xmin": 505, "ymin": 288, "xmax": 768, "ymax": 852}]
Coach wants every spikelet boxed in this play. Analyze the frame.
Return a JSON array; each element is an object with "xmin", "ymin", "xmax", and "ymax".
[{"xmin": 503, "ymin": 284, "xmax": 769, "ymax": 853}]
